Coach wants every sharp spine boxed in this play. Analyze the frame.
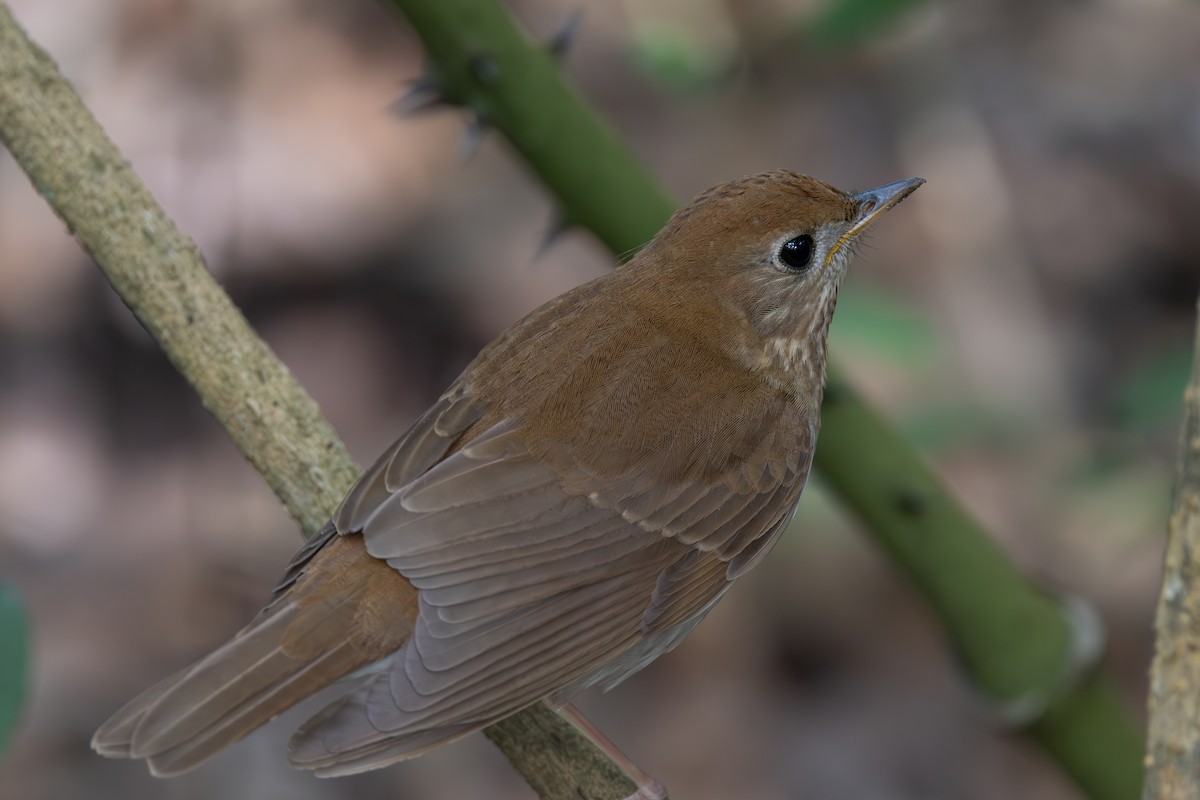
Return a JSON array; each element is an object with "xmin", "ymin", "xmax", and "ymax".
[
  {"xmin": 548, "ymin": 10, "xmax": 584, "ymax": 61},
  {"xmin": 459, "ymin": 112, "xmax": 489, "ymax": 161},
  {"xmin": 388, "ymin": 73, "xmax": 447, "ymax": 117}
]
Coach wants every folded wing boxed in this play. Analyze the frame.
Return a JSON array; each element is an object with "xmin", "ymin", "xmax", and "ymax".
[{"xmin": 289, "ymin": 401, "xmax": 812, "ymax": 775}]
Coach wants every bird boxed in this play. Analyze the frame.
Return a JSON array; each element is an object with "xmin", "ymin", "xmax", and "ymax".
[{"xmin": 92, "ymin": 170, "xmax": 923, "ymax": 796}]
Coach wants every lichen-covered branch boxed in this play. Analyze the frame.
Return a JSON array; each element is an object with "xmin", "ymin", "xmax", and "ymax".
[
  {"xmin": 484, "ymin": 705, "xmax": 638, "ymax": 800},
  {"xmin": 385, "ymin": 1, "xmax": 1143, "ymax": 798},
  {"xmin": 0, "ymin": 3, "xmax": 356, "ymax": 537},
  {"xmin": 0, "ymin": 5, "xmax": 632, "ymax": 798},
  {"xmin": 1142, "ymin": 296, "xmax": 1200, "ymax": 800}
]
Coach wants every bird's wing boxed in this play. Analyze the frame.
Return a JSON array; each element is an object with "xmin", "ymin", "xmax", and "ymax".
[
  {"xmin": 288, "ymin": 408, "xmax": 813, "ymax": 775},
  {"xmin": 262, "ymin": 381, "xmax": 483, "ymax": 607}
]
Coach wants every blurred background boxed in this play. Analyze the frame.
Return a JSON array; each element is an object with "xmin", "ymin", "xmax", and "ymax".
[{"xmin": 1, "ymin": 0, "xmax": 1197, "ymax": 797}]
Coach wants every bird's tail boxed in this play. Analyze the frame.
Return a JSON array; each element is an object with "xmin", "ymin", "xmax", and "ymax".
[{"xmin": 91, "ymin": 535, "xmax": 417, "ymax": 776}]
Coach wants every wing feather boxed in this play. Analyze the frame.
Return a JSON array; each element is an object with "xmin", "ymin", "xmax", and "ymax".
[
  {"xmin": 335, "ymin": 385, "xmax": 482, "ymax": 533},
  {"xmin": 290, "ymin": 363, "xmax": 815, "ymax": 774}
]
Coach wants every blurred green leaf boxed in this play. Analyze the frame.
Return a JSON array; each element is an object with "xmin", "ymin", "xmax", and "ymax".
[
  {"xmin": 1061, "ymin": 460, "xmax": 1172, "ymax": 544},
  {"xmin": 629, "ymin": 26, "xmax": 734, "ymax": 93},
  {"xmin": 0, "ymin": 585, "xmax": 28, "ymax": 757},
  {"xmin": 1113, "ymin": 344, "xmax": 1191, "ymax": 433},
  {"xmin": 901, "ymin": 403, "xmax": 1024, "ymax": 452},
  {"xmin": 829, "ymin": 285, "xmax": 940, "ymax": 367},
  {"xmin": 807, "ymin": 0, "xmax": 930, "ymax": 48}
]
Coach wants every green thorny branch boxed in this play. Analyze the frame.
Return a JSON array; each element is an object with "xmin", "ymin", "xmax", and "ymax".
[{"xmin": 384, "ymin": 2, "xmax": 1143, "ymax": 800}]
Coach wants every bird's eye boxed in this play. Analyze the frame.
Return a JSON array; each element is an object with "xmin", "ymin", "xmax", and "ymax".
[{"xmin": 778, "ymin": 235, "xmax": 814, "ymax": 271}]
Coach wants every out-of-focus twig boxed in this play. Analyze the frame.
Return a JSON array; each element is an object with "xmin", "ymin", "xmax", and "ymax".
[
  {"xmin": 0, "ymin": 5, "xmax": 634, "ymax": 799},
  {"xmin": 1142, "ymin": 296, "xmax": 1200, "ymax": 800}
]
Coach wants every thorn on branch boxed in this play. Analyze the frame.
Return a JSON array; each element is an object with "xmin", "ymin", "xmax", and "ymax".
[
  {"xmin": 895, "ymin": 489, "xmax": 929, "ymax": 517},
  {"xmin": 469, "ymin": 54, "xmax": 501, "ymax": 86},
  {"xmin": 536, "ymin": 212, "xmax": 574, "ymax": 257},
  {"xmin": 547, "ymin": 10, "xmax": 584, "ymax": 61},
  {"xmin": 388, "ymin": 73, "xmax": 448, "ymax": 116},
  {"xmin": 459, "ymin": 111, "xmax": 489, "ymax": 161}
]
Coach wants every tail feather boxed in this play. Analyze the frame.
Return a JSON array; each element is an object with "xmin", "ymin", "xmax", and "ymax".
[
  {"xmin": 92, "ymin": 668, "xmax": 191, "ymax": 758},
  {"xmin": 91, "ymin": 602, "xmax": 373, "ymax": 776},
  {"xmin": 130, "ymin": 606, "xmax": 306, "ymax": 756},
  {"xmin": 145, "ymin": 641, "xmax": 366, "ymax": 776},
  {"xmin": 91, "ymin": 535, "xmax": 419, "ymax": 775},
  {"xmin": 287, "ymin": 678, "xmax": 482, "ymax": 777}
]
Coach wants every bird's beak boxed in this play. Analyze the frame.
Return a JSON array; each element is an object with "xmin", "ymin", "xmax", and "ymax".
[
  {"xmin": 849, "ymin": 177, "xmax": 925, "ymax": 236},
  {"xmin": 825, "ymin": 177, "xmax": 924, "ymax": 267}
]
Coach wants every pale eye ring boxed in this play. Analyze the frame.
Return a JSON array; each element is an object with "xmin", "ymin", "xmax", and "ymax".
[{"xmin": 778, "ymin": 234, "xmax": 814, "ymax": 271}]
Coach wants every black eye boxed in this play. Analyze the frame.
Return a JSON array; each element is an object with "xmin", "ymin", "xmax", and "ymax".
[{"xmin": 779, "ymin": 234, "xmax": 814, "ymax": 271}]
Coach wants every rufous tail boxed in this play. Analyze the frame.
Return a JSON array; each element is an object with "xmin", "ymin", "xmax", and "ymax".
[{"xmin": 91, "ymin": 535, "xmax": 417, "ymax": 776}]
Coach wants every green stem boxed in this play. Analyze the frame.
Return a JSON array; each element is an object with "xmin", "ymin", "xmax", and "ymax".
[
  {"xmin": 386, "ymin": 1, "xmax": 1144, "ymax": 798},
  {"xmin": 394, "ymin": 1, "xmax": 676, "ymax": 255}
]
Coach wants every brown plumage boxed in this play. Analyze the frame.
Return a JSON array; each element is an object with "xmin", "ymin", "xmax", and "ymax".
[{"xmin": 92, "ymin": 170, "xmax": 922, "ymax": 779}]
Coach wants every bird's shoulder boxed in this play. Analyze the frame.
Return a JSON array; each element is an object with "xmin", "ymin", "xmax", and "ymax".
[{"xmin": 458, "ymin": 275, "xmax": 816, "ymax": 495}]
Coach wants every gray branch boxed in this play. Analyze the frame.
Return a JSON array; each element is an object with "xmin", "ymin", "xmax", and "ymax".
[{"xmin": 1142, "ymin": 295, "xmax": 1200, "ymax": 800}]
